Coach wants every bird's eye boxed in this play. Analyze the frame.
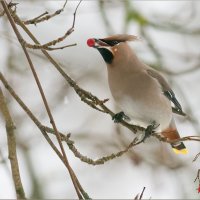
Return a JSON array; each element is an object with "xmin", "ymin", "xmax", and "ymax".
[{"xmin": 101, "ymin": 40, "xmax": 120, "ymax": 46}]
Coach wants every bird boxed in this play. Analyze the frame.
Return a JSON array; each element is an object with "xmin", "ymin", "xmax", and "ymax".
[{"xmin": 87, "ymin": 34, "xmax": 188, "ymax": 154}]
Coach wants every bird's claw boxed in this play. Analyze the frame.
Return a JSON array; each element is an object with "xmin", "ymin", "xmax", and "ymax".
[
  {"xmin": 112, "ymin": 111, "xmax": 130, "ymax": 123},
  {"xmin": 141, "ymin": 121, "xmax": 159, "ymax": 143}
]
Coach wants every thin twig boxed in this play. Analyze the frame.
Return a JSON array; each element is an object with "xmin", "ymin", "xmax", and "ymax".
[
  {"xmin": 1, "ymin": 1, "xmax": 84, "ymax": 199},
  {"xmin": 134, "ymin": 187, "xmax": 146, "ymax": 200},
  {"xmin": 23, "ymin": 0, "xmax": 68, "ymax": 25},
  {"xmin": 0, "ymin": 87, "xmax": 26, "ymax": 199},
  {"xmin": 153, "ymin": 134, "xmax": 200, "ymax": 144},
  {"xmin": 139, "ymin": 187, "xmax": 146, "ymax": 200},
  {"xmin": 10, "ymin": 0, "xmax": 81, "ymax": 51},
  {"xmin": 21, "ymin": 41, "xmax": 77, "ymax": 51},
  {"xmin": 23, "ymin": 11, "xmax": 48, "ymax": 25},
  {"xmin": 64, "ymin": 135, "xmax": 143, "ymax": 165},
  {"xmin": 71, "ymin": 0, "xmax": 82, "ymax": 28},
  {"xmin": 194, "ymin": 169, "xmax": 200, "ymax": 194},
  {"xmin": 194, "ymin": 169, "xmax": 200, "ymax": 183},
  {"xmin": 193, "ymin": 152, "xmax": 200, "ymax": 162}
]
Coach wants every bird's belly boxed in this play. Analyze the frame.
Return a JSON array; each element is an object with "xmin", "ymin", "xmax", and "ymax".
[{"xmin": 115, "ymin": 95, "xmax": 172, "ymax": 131}]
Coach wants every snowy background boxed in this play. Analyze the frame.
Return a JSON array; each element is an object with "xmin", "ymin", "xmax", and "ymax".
[{"xmin": 0, "ymin": 0, "xmax": 200, "ymax": 199}]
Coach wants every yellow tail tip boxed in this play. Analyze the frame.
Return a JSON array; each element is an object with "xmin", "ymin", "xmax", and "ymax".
[{"xmin": 172, "ymin": 148, "xmax": 188, "ymax": 155}]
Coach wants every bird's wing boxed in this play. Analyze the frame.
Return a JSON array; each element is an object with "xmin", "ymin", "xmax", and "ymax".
[
  {"xmin": 147, "ymin": 69, "xmax": 186, "ymax": 116},
  {"xmin": 172, "ymin": 107, "xmax": 186, "ymax": 116}
]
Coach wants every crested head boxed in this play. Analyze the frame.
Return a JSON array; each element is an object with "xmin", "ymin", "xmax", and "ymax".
[{"xmin": 87, "ymin": 34, "xmax": 139, "ymax": 64}]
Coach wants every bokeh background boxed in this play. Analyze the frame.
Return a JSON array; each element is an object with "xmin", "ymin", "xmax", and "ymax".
[{"xmin": 0, "ymin": 0, "xmax": 200, "ymax": 199}]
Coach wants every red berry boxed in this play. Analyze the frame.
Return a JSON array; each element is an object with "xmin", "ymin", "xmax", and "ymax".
[
  {"xmin": 87, "ymin": 38, "xmax": 95, "ymax": 47},
  {"xmin": 198, "ymin": 185, "xmax": 200, "ymax": 193}
]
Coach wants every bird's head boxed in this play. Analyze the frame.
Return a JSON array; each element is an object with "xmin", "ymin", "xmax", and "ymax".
[{"xmin": 87, "ymin": 34, "xmax": 139, "ymax": 64}]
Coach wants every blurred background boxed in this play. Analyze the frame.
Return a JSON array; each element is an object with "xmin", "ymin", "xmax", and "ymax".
[{"xmin": 0, "ymin": 0, "xmax": 200, "ymax": 199}]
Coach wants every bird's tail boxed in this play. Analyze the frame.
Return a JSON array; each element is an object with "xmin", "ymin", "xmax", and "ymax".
[
  {"xmin": 171, "ymin": 141, "xmax": 188, "ymax": 155},
  {"xmin": 161, "ymin": 119, "xmax": 188, "ymax": 155}
]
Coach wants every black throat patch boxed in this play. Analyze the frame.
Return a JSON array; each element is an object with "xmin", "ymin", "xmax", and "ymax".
[{"xmin": 97, "ymin": 48, "xmax": 114, "ymax": 64}]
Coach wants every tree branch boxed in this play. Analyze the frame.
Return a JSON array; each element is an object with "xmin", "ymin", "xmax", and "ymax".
[
  {"xmin": 0, "ymin": 71, "xmax": 140, "ymax": 166},
  {"xmin": 1, "ymin": 1, "xmax": 86, "ymax": 199},
  {"xmin": 23, "ymin": 0, "xmax": 67, "ymax": 25},
  {"xmin": 0, "ymin": 87, "xmax": 26, "ymax": 199},
  {"xmin": 0, "ymin": 70, "xmax": 90, "ymax": 199},
  {"xmin": 7, "ymin": 0, "xmax": 80, "ymax": 51},
  {"xmin": 134, "ymin": 187, "xmax": 146, "ymax": 200}
]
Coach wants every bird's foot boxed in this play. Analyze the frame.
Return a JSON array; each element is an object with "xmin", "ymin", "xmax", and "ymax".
[
  {"xmin": 141, "ymin": 121, "xmax": 159, "ymax": 143},
  {"xmin": 112, "ymin": 111, "xmax": 130, "ymax": 123}
]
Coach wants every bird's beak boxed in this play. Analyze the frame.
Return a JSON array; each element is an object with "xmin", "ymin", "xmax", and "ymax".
[{"xmin": 87, "ymin": 38, "xmax": 110, "ymax": 48}]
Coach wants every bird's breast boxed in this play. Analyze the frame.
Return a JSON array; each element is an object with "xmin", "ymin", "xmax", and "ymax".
[{"xmin": 107, "ymin": 70, "xmax": 172, "ymax": 130}]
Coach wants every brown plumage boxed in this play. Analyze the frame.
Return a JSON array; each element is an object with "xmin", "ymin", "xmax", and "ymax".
[
  {"xmin": 101, "ymin": 34, "xmax": 139, "ymax": 42},
  {"xmin": 87, "ymin": 34, "xmax": 188, "ymax": 154}
]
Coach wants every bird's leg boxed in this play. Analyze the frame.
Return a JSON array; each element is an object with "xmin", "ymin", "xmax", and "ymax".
[
  {"xmin": 112, "ymin": 111, "xmax": 130, "ymax": 123},
  {"xmin": 141, "ymin": 121, "xmax": 159, "ymax": 142}
]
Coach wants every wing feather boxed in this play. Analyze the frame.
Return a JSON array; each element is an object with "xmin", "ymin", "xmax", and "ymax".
[{"xmin": 147, "ymin": 69, "xmax": 185, "ymax": 116}]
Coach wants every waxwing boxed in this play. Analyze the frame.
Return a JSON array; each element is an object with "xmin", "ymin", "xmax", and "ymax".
[{"xmin": 87, "ymin": 34, "xmax": 187, "ymax": 154}]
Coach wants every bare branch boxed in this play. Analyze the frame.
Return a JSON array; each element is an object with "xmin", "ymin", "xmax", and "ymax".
[
  {"xmin": 194, "ymin": 169, "xmax": 200, "ymax": 183},
  {"xmin": 0, "ymin": 71, "xmax": 90, "ymax": 199},
  {"xmin": 71, "ymin": 0, "xmax": 82, "ymax": 29},
  {"xmin": 63, "ymin": 134, "xmax": 143, "ymax": 165},
  {"xmin": 19, "ymin": 39, "xmax": 77, "ymax": 51},
  {"xmin": 154, "ymin": 134, "xmax": 200, "ymax": 144},
  {"xmin": 0, "ymin": 87, "xmax": 26, "ymax": 199},
  {"xmin": 139, "ymin": 187, "xmax": 146, "ymax": 200},
  {"xmin": 1, "ymin": 1, "xmax": 86, "ymax": 199},
  {"xmin": 193, "ymin": 152, "xmax": 200, "ymax": 162},
  {"xmin": 23, "ymin": 0, "xmax": 67, "ymax": 25},
  {"xmin": 194, "ymin": 169, "xmax": 200, "ymax": 194},
  {"xmin": 23, "ymin": 11, "xmax": 48, "ymax": 25},
  {"xmin": 9, "ymin": 0, "xmax": 81, "ymax": 51},
  {"xmin": 134, "ymin": 187, "xmax": 146, "ymax": 200}
]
